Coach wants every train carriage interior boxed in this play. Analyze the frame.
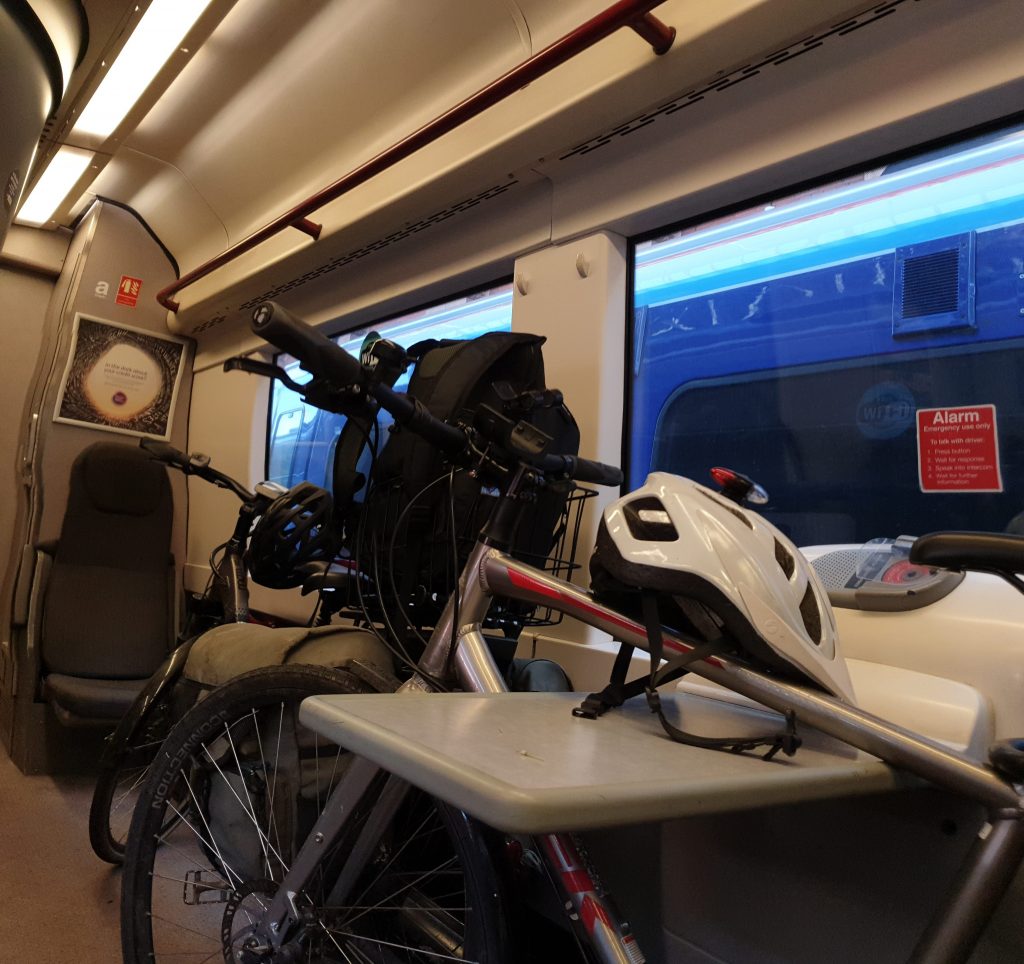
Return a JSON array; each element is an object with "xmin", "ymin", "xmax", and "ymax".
[{"xmin": 4, "ymin": 0, "xmax": 1024, "ymax": 961}]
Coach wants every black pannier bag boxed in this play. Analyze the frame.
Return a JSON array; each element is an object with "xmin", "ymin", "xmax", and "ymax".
[{"xmin": 360, "ymin": 331, "xmax": 581, "ymax": 656}]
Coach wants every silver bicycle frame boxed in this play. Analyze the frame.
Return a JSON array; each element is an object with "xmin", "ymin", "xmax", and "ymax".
[{"xmin": 260, "ymin": 540, "xmax": 1024, "ymax": 964}]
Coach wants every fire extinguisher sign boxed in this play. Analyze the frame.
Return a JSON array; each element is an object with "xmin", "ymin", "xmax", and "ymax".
[
  {"xmin": 916, "ymin": 404, "xmax": 1003, "ymax": 493},
  {"xmin": 116, "ymin": 275, "xmax": 143, "ymax": 307}
]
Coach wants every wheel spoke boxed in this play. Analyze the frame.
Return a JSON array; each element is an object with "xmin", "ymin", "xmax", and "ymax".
[
  {"xmin": 340, "ymin": 855, "xmax": 460, "ymax": 931},
  {"xmin": 225, "ymin": 716, "xmax": 275, "ymax": 878},
  {"xmin": 124, "ymin": 668, "xmax": 500, "ymax": 964},
  {"xmin": 201, "ymin": 729, "xmax": 290, "ymax": 878},
  {"xmin": 326, "ymin": 928, "xmax": 474, "ymax": 962}
]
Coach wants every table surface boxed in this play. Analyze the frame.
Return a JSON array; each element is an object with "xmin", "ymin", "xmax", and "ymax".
[{"xmin": 300, "ymin": 691, "xmax": 905, "ymax": 833}]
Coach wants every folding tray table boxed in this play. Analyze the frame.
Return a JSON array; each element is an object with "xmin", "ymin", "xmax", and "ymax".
[{"xmin": 300, "ymin": 691, "xmax": 907, "ymax": 833}]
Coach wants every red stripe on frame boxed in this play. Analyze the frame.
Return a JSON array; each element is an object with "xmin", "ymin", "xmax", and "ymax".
[
  {"xmin": 580, "ymin": 895, "xmax": 613, "ymax": 932},
  {"xmin": 505, "ymin": 567, "xmax": 722, "ymax": 666},
  {"xmin": 561, "ymin": 870, "xmax": 594, "ymax": 894}
]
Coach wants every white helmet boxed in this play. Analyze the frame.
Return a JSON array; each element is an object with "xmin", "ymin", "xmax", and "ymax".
[{"xmin": 593, "ymin": 472, "xmax": 855, "ymax": 703}]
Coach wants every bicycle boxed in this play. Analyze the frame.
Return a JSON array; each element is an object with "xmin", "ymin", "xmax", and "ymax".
[
  {"xmin": 88, "ymin": 438, "xmax": 331, "ymax": 864},
  {"xmin": 121, "ymin": 301, "xmax": 1024, "ymax": 964}
]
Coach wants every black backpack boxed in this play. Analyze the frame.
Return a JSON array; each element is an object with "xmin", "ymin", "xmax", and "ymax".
[{"xmin": 361, "ymin": 331, "xmax": 580, "ymax": 650}]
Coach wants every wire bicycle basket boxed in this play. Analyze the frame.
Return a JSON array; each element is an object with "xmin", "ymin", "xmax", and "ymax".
[{"xmin": 329, "ymin": 474, "xmax": 596, "ymax": 646}]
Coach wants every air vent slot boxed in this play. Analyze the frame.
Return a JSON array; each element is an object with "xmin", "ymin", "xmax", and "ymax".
[
  {"xmin": 557, "ymin": 1, "xmax": 912, "ymax": 163},
  {"xmin": 901, "ymin": 249, "xmax": 959, "ymax": 318},
  {"xmin": 892, "ymin": 233, "xmax": 975, "ymax": 337},
  {"xmin": 774, "ymin": 538, "xmax": 796, "ymax": 579},
  {"xmin": 235, "ymin": 179, "xmax": 519, "ymax": 316},
  {"xmin": 799, "ymin": 582, "xmax": 822, "ymax": 644}
]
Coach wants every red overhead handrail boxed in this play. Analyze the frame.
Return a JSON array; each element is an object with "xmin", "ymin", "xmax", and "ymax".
[{"xmin": 157, "ymin": 0, "xmax": 674, "ymax": 311}]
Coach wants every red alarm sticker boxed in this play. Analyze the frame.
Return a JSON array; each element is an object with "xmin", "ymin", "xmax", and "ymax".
[
  {"xmin": 916, "ymin": 404, "xmax": 1002, "ymax": 493},
  {"xmin": 115, "ymin": 275, "xmax": 143, "ymax": 307}
]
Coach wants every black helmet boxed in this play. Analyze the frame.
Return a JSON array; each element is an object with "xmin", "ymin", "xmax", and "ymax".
[{"xmin": 247, "ymin": 482, "xmax": 336, "ymax": 589}]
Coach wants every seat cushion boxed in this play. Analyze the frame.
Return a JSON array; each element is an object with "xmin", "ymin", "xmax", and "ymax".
[
  {"xmin": 42, "ymin": 673, "xmax": 147, "ymax": 721},
  {"xmin": 41, "ymin": 563, "xmax": 169, "ymax": 678}
]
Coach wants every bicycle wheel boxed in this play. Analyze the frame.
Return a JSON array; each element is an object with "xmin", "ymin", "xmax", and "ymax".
[
  {"xmin": 121, "ymin": 663, "xmax": 510, "ymax": 963},
  {"xmin": 88, "ymin": 682, "xmax": 180, "ymax": 864}
]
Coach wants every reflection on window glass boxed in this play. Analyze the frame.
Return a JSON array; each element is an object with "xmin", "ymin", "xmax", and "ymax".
[
  {"xmin": 631, "ymin": 126, "xmax": 1024, "ymax": 545},
  {"xmin": 267, "ymin": 283, "xmax": 513, "ymax": 490}
]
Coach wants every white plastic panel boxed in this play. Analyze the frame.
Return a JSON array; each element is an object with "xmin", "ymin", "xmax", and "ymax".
[
  {"xmin": 831, "ymin": 571, "xmax": 1024, "ymax": 740},
  {"xmin": 678, "ymin": 658, "xmax": 993, "ymax": 759}
]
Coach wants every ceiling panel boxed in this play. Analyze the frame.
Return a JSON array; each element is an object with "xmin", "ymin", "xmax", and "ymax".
[{"xmin": 115, "ymin": 0, "xmax": 534, "ymax": 262}]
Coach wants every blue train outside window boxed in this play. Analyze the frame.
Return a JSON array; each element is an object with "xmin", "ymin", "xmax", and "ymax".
[
  {"xmin": 267, "ymin": 283, "xmax": 513, "ymax": 490},
  {"xmin": 631, "ymin": 126, "xmax": 1024, "ymax": 546}
]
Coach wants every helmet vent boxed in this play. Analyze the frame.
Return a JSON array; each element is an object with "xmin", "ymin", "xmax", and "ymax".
[
  {"xmin": 799, "ymin": 583, "xmax": 822, "ymax": 645},
  {"xmin": 624, "ymin": 497, "xmax": 679, "ymax": 541},
  {"xmin": 774, "ymin": 538, "xmax": 796, "ymax": 579},
  {"xmin": 697, "ymin": 489, "xmax": 753, "ymax": 529}
]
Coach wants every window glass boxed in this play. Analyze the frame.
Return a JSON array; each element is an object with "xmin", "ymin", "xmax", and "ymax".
[
  {"xmin": 267, "ymin": 283, "xmax": 513, "ymax": 490},
  {"xmin": 631, "ymin": 126, "xmax": 1024, "ymax": 546}
]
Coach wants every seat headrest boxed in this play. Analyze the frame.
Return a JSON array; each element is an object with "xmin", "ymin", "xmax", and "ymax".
[{"xmin": 78, "ymin": 443, "xmax": 169, "ymax": 516}]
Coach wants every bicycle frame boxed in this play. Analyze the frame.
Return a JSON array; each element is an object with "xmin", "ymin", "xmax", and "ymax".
[{"xmin": 257, "ymin": 532, "xmax": 1024, "ymax": 964}]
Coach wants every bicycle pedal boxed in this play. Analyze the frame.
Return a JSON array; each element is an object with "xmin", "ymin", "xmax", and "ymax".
[{"xmin": 183, "ymin": 869, "xmax": 231, "ymax": 905}]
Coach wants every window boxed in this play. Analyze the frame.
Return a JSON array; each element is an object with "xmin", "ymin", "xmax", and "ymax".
[
  {"xmin": 267, "ymin": 283, "xmax": 513, "ymax": 490},
  {"xmin": 631, "ymin": 125, "xmax": 1024, "ymax": 546}
]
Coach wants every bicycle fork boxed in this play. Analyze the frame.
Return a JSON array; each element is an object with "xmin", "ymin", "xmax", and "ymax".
[{"xmin": 253, "ymin": 760, "xmax": 645, "ymax": 963}]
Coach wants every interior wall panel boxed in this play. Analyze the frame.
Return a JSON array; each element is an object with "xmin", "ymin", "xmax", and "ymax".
[
  {"xmin": 32, "ymin": 204, "xmax": 191, "ymax": 556},
  {"xmin": 0, "ymin": 266, "xmax": 55, "ymax": 686},
  {"xmin": 184, "ymin": 362, "xmax": 315, "ymax": 622}
]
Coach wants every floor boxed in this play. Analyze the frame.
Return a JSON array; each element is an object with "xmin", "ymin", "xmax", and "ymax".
[{"xmin": 0, "ymin": 747, "xmax": 122, "ymax": 964}]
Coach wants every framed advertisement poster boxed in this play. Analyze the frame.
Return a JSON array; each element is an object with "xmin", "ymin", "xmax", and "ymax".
[{"xmin": 53, "ymin": 314, "xmax": 187, "ymax": 440}]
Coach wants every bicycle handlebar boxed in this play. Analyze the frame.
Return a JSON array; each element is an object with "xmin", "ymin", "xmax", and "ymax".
[
  {"xmin": 139, "ymin": 438, "xmax": 255, "ymax": 502},
  {"xmin": 251, "ymin": 301, "xmax": 363, "ymax": 383},
  {"xmin": 251, "ymin": 301, "xmax": 467, "ymax": 455},
  {"xmin": 250, "ymin": 300, "xmax": 622, "ymax": 486},
  {"xmin": 139, "ymin": 438, "xmax": 190, "ymax": 470},
  {"xmin": 537, "ymin": 453, "xmax": 623, "ymax": 487}
]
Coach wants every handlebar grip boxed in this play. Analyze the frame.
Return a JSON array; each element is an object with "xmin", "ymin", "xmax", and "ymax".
[
  {"xmin": 252, "ymin": 302, "xmax": 468, "ymax": 457},
  {"xmin": 251, "ymin": 301, "xmax": 363, "ymax": 385},
  {"xmin": 541, "ymin": 454, "xmax": 623, "ymax": 487},
  {"xmin": 139, "ymin": 438, "xmax": 189, "ymax": 469}
]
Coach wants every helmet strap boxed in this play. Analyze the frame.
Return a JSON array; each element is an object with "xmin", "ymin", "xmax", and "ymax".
[
  {"xmin": 639, "ymin": 591, "xmax": 801, "ymax": 761},
  {"xmin": 572, "ymin": 593, "xmax": 801, "ymax": 762}
]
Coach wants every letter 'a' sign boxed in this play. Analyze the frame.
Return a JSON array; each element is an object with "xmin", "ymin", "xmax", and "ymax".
[{"xmin": 917, "ymin": 404, "xmax": 1002, "ymax": 493}]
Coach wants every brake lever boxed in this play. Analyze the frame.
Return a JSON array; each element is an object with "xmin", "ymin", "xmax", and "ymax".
[{"xmin": 223, "ymin": 356, "xmax": 307, "ymax": 395}]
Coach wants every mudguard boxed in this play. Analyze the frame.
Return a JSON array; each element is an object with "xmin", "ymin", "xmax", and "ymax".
[{"xmin": 99, "ymin": 636, "xmax": 197, "ymax": 766}]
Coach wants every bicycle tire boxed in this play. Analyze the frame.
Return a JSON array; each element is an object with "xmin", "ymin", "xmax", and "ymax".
[
  {"xmin": 88, "ymin": 682, "xmax": 180, "ymax": 864},
  {"xmin": 121, "ymin": 663, "xmax": 510, "ymax": 963}
]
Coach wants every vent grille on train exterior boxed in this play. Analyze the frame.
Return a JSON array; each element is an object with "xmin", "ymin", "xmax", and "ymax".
[{"xmin": 892, "ymin": 232, "xmax": 976, "ymax": 337}]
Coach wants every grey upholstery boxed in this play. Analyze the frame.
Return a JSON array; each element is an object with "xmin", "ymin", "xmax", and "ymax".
[{"xmin": 40, "ymin": 442, "xmax": 174, "ymax": 722}]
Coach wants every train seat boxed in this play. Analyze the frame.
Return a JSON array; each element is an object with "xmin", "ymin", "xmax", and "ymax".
[{"xmin": 37, "ymin": 443, "xmax": 175, "ymax": 725}]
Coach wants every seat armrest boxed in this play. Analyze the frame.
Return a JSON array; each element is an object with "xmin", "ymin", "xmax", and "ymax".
[
  {"xmin": 11, "ymin": 548, "xmax": 53, "ymax": 698},
  {"xmin": 12, "ymin": 544, "xmax": 49, "ymax": 628}
]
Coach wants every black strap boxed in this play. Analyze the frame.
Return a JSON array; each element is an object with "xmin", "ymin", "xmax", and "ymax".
[
  {"xmin": 572, "ymin": 642, "xmax": 637, "ymax": 719},
  {"xmin": 640, "ymin": 592, "xmax": 801, "ymax": 761},
  {"xmin": 573, "ymin": 594, "xmax": 801, "ymax": 761}
]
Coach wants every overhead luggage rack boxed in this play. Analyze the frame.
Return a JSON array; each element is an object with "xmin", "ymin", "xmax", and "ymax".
[{"xmin": 156, "ymin": 0, "xmax": 675, "ymax": 311}]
